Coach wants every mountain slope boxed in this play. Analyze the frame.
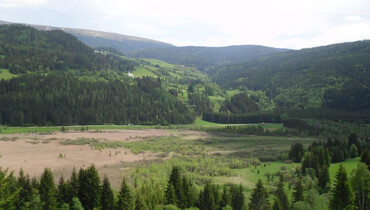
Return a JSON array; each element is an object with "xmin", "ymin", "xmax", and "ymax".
[
  {"xmin": 129, "ymin": 45, "xmax": 290, "ymax": 70},
  {"xmin": 0, "ymin": 24, "xmax": 134, "ymax": 73},
  {"xmin": 0, "ymin": 20, "xmax": 173, "ymax": 52},
  {"xmin": 210, "ymin": 40, "xmax": 370, "ymax": 110}
]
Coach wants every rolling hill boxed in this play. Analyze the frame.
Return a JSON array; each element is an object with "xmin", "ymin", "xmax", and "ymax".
[{"xmin": 209, "ymin": 40, "xmax": 370, "ymax": 111}]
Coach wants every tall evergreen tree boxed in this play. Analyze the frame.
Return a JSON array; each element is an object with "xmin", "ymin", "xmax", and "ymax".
[
  {"xmin": 350, "ymin": 163, "xmax": 370, "ymax": 210},
  {"xmin": 292, "ymin": 178, "xmax": 304, "ymax": 203},
  {"xmin": 165, "ymin": 166, "xmax": 185, "ymax": 207},
  {"xmin": 117, "ymin": 178, "xmax": 133, "ymax": 210},
  {"xmin": 288, "ymin": 143, "xmax": 304, "ymax": 163},
  {"xmin": 0, "ymin": 168, "xmax": 19, "ymax": 209},
  {"xmin": 220, "ymin": 185, "xmax": 231, "ymax": 208},
  {"xmin": 39, "ymin": 168, "xmax": 57, "ymax": 210},
  {"xmin": 330, "ymin": 165, "xmax": 354, "ymax": 210},
  {"xmin": 275, "ymin": 175, "xmax": 290, "ymax": 210},
  {"xmin": 57, "ymin": 175, "xmax": 70, "ymax": 207},
  {"xmin": 78, "ymin": 165, "xmax": 101, "ymax": 210},
  {"xmin": 68, "ymin": 168, "xmax": 79, "ymax": 202},
  {"xmin": 134, "ymin": 197, "xmax": 144, "ymax": 210},
  {"xmin": 101, "ymin": 175, "xmax": 114, "ymax": 210},
  {"xmin": 318, "ymin": 165, "xmax": 330, "ymax": 193},
  {"xmin": 15, "ymin": 168, "xmax": 32, "ymax": 209},
  {"xmin": 249, "ymin": 179, "xmax": 270, "ymax": 210},
  {"xmin": 231, "ymin": 184, "xmax": 245, "ymax": 210},
  {"xmin": 197, "ymin": 182, "xmax": 218, "ymax": 210}
]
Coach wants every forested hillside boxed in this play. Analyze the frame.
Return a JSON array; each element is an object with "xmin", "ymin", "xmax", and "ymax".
[
  {"xmin": 0, "ymin": 72, "xmax": 194, "ymax": 126},
  {"xmin": 129, "ymin": 45, "xmax": 289, "ymax": 70},
  {"xmin": 0, "ymin": 25, "xmax": 134, "ymax": 73},
  {"xmin": 209, "ymin": 40, "xmax": 370, "ymax": 110}
]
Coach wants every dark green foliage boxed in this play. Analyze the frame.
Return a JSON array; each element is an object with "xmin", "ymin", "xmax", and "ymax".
[
  {"xmin": 188, "ymin": 90, "xmax": 212, "ymax": 115},
  {"xmin": 360, "ymin": 149, "xmax": 370, "ymax": 170},
  {"xmin": 101, "ymin": 175, "xmax": 114, "ymax": 210},
  {"xmin": 0, "ymin": 73, "xmax": 194, "ymax": 126},
  {"xmin": 349, "ymin": 144, "xmax": 358, "ymax": 158},
  {"xmin": 220, "ymin": 93, "xmax": 259, "ymax": 114},
  {"xmin": 292, "ymin": 178, "xmax": 304, "ymax": 203},
  {"xmin": 197, "ymin": 182, "xmax": 219, "ymax": 210},
  {"xmin": 330, "ymin": 165, "xmax": 354, "ymax": 210},
  {"xmin": 220, "ymin": 185, "xmax": 231, "ymax": 208},
  {"xmin": 202, "ymin": 111, "xmax": 281, "ymax": 124},
  {"xmin": 57, "ymin": 176, "xmax": 70, "ymax": 207},
  {"xmin": 210, "ymin": 40, "xmax": 370, "ymax": 111},
  {"xmin": 0, "ymin": 25, "xmax": 134, "ymax": 74},
  {"xmin": 129, "ymin": 45, "xmax": 287, "ymax": 71},
  {"xmin": 302, "ymin": 145, "xmax": 330, "ymax": 174},
  {"xmin": 230, "ymin": 184, "xmax": 245, "ymax": 210},
  {"xmin": 288, "ymin": 143, "xmax": 304, "ymax": 163},
  {"xmin": 117, "ymin": 178, "xmax": 133, "ymax": 210},
  {"xmin": 164, "ymin": 166, "xmax": 192, "ymax": 208},
  {"xmin": 275, "ymin": 175, "xmax": 290, "ymax": 210},
  {"xmin": 67, "ymin": 168, "xmax": 79, "ymax": 205},
  {"xmin": 350, "ymin": 163, "xmax": 370, "ymax": 210},
  {"xmin": 78, "ymin": 165, "xmax": 101, "ymax": 210},
  {"xmin": 39, "ymin": 168, "xmax": 57, "ymax": 210},
  {"xmin": 134, "ymin": 197, "xmax": 144, "ymax": 210},
  {"xmin": 15, "ymin": 169, "xmax": 32, "ymax": 209},
  {"xmin": 318, "ymin": 165, "xmax": 330, "ymax": 193},
  {"xmin": 249, "ymin": 179, "xmax": 270, "ymax": 210}
]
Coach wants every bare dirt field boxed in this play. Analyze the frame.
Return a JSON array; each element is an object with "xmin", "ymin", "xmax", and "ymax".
[{"xmin": 0, "ymin": 129, "xmax": 207, "ymax": 188}]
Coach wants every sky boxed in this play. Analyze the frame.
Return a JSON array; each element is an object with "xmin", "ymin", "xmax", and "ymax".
[{"xmin": 0, "ymin": 0, "xmax": 369, "ymax": 49}]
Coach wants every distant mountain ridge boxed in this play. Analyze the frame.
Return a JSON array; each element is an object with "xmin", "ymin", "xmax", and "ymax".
[{"xmin": 0, "ymin": 20, "xmax": 174, "ymax": 52}]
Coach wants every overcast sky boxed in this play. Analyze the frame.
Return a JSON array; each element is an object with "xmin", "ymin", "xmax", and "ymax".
[{"xmin": 0, "ymin": 0, "xmax": 369, "ymax": 49}]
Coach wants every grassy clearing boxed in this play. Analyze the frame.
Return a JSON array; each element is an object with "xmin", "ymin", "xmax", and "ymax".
[
  {"xmin": 0, "ymin": 69, "xmax": 17, "ymax": 80},
  {"xmin": 329, "ymin": 157, "xmax": 360, "ymax": 182},
  {"xmin": 194, "ymin": 117, "xmax": 223, "ymax": 126},
  {"xmin": 133, "ymin": 66, "xmax": 158, "ymax": 78}
]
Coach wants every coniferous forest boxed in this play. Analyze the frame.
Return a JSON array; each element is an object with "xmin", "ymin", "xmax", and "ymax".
[{"xmin": 0, "ymin": 22, "xmax": 370, "ymax": 210}]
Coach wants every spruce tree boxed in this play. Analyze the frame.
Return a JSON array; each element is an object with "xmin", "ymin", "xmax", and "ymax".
[
  {"xmin": 275, "ymin": 175, "xmax": 290, "ymax": 210},
  {"xmin": 360, "ymin": 148, "xmax": 370, "ymax": 170},
  {"xmin": 292, "ymin": 178, "xmax": 304, "ymax": 203},
  {"xmin": 39, "ymin": 168, "xmax": 57, "ymax": 210},
  {"xmin": 330, "ymin": 165, "xmax": 354, "ymax": 210},
  {"xmin": 220, "ymin": 185, "xmax": 231, "ymax": 208},
  {"xmin": 318, "ymin": 165, "xmax": 330, "ymax": 193},
  {"xmin": 101, "ymin": 175, "xmax": 114, "ymax": 210},
  {"xmin": 67, "ymin": 167, "xmax": 79, "ymax": 205},
  {"xmin": 117, "ymin": 178, "xmax": 133, "ymax": 210},
  {"xmin": 165, "ymin": 166, "xmax": 183, "ymax": 206},
  {"xmin": 197, "ymin": 182, "xmax": 218, "ymax": 210},
  {"xmin": 15, "ymin": 168, "xmax": 33, "ymax": 209},
  {"xmin": 57, "ymin": 175, "xmax": 70, "ymax": 207},
  {"xmin": 134, "ymin": 197, "xmax": 144, "ymax": 210},
  {"xmin": 78, "ymin": 165, "xmax": 101, "ymax": 209},
  {"xmin": 231, "ymin": 184, "xmax": 245, "ymax": 210},
  {"xmin": 249, "ymin": 179, "xmax": 270, "ymax": 210}
]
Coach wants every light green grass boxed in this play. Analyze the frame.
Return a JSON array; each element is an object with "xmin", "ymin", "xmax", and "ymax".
[
  {"xmin": 141, "ymin": 58, "xmax": 175, "ymax": 68},
  {"xmin": 133, "ymin": 66, "xmax": 158, "ymax": 78},
  {"xmin": 0, "ymin": 69, "xmax": 17, "ymax": 80},
  {"xmin": 194, "ymin": 117, "xmax": 223, "ymax": 126},
  {"xmin": 329, "ymin": 157, "xmax": 360, "ymax": 183},
  {"xmin": 0, "ymin": 124, "xmax": 155, "ymax": 134}
]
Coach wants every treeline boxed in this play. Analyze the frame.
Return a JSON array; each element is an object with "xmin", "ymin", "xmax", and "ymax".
[
  {"xmin": 219, "ymin": 93, "xmax": 259, "ymax": 114},
  {"xmin": 0, "ymin": 165, "xmax": 247, "ymax": 210},
  {"xmin": 0, "ymin": 73, "xmax": 195, "ymax": 126},
  {"xmin": 202, "ymin": 112, "xmax": 281, "ymax": 124},
  {"xmin": 286, "ymin": 109, "xmax": 370, "ymax": 123},
  {"xmin": 0, "ymin": 25, "xmax": 134, "ymax": 73}
]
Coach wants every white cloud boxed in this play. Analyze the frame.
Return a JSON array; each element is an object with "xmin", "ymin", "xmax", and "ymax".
[
  {"xmin": 0, "ymin": 0, "xmax": 48, "ymax": 8},
  {"xmin": 1, "ymin": 0, "xmax": 370, "ymax": 48}
]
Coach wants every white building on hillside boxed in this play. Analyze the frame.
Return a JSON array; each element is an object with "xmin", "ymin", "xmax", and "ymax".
[{"xmin": 128, "ymin": 71, "xmax": 134, "ymax": 78}]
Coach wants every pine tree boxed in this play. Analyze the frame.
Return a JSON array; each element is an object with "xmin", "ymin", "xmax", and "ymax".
[
  {"xmin": 275, "ymin": 175, "xmax": 290, "ymax": 210},
  {"xmin": 134, "ymin": 197, "xmax": 144, "ymax": 210},
  {"xmin": 15, "ymin": 168, "xmax": 32, "ymax": 209},
  {"xmin": 318, "ymin": 165, "xmax": 330, "ymax": 193},
  {"xmin": 68, "ymin": 167, "xmax": 79, "ymax": 204},
  {"xmin": 231, "ymin": 184, "xmax": 245, "ymax": 210},
  {"xmin": 117, "ymin": 178, "xmax": 133, "ymax": 210},
  {"xmin": 165, "ymin": 166, "xmax": 183, "ymax": 206},
  {"xmin": 249, "ymin": 179, "xmax": 270, "ymax": 210},
  {"xmin": 288, "ymin": 143, "xmax": 304, "ymax": 163},
  {"xmin": 292, "ymin": 178, "xmax": 304, "ymax": 203},
  {"xmin": 197, "ymin": 182, "xmax": 218, "ymax": 210},
  {"xmin": 78, "ymin": 165, "xmax": 101, "ymax": 209},
  {"xmin": 0, "ymin": 168, "xmax": 19, "ymax": 209},
  {"xmin": 39, "ymin": 168, "xmax": 57, "ymax": 210},
  {"xmin": 220, "ymin": 185, "xmax": 231, "ymax": 208},
  {"xmin": 57, "ymin": 176, "xmax": 70, "ymax": 207},
  {"xmin": 101, "ymin": 175, "xmax": 114, "ymax": 210},
  {"xmin": 330, "ymin": 165, "xmax": 354, "ymax": 210},
  {"xmin": 165, "ymin": 184, "xmax": 176, "ymax": 206}
]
